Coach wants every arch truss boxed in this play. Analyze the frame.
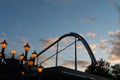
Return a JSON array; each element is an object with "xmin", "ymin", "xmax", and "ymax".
[{"xmin": 37, "ymin": 32, "xmax": 97, "ymax": 70}]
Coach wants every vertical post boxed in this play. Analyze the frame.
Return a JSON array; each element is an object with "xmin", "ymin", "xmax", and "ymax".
[
  {"xmin": 37, "ymin": 57, "xmax": 38, "ymax": 66},
  {"xmin": 2, "ymin": 48, "xmax": 5, "ymax": 63},
  {"xmin": 25, "ymin": 51, "xmax": 28, "ymax": 64},
  {"xmin": 12, "ymin": 54, "xmax": 14, "ymax": 59},
  {"xmin": 19, "ymin": 53, "xmax": 24, "ymax": 65},
  {"xmin": 24, "ymin": 43, "xmax": 30, "ymax": 64},
  {"xmin": 0, "ymin": 53, "xmax": 2, "ymax": 64},
  {"xmin": 21, "ymin": 60, "xmax": 23, "ymax": 65},
  {"xmin": 75, "ymin": 37, "xmax": 77, "ymax": 71},
  {"xmin": 1, "ymin": 40, "xmax": 7, "ymax": 63},
  {"xmin": 33, "ymin": 58, "xmax": 35, "ymax": 65},
  {"xmin": 56, "ymin": 42, "xmax": 59, "ymax": 67}
]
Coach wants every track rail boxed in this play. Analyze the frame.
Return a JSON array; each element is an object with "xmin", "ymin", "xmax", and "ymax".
[{"xmin": 37, "ymin": 32, "xmax": 97, "ymax": 65}]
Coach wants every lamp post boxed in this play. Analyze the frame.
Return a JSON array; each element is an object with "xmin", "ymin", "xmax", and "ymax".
[
  {"xmin": 0, "ymin": 53, "xmax": 2, "ymax": 63},
  {"xmin": 37, "ymin": 65, "xmax": 43, "ymax": 73},
  {"xmin": 27, "ymin": 57, "xmax": 34, "ymax": 66},
  {"xmin": 32, "ymin": 50, "xmax": 37, "ymax": 65},
  {"xmin": 11, "ymin": 50, "xmax": 17, "ymax": 59},
  {"xmin": 37, "ymin": 65, "xmax": 43, "ymax": 80},
  {"xmin": 24, "ymin": 43, "xmax": 30, "ymax": 64},
  {"xmin": 0, "ymin": 40, "xmax": 8, "ymax": 63},
  {"xmin": 19, "ymin": 53, "xmax": 24, "ymax": 64},
  {"xmin": 0, "ymin": 40, "xmax": 43, "ymax": 80}
]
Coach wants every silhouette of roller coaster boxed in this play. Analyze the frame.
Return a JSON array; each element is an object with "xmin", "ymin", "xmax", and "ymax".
[
  {"xmin": 36, "ymin": 32, "xmax": 110, "ymax": 80},
  {"xmin": 0, "ymin": 32, "xmax": 110, "ymax": 80},
  {"xmin": 37, "ymin": 32, "xmax": 97, "ymax": 70}
]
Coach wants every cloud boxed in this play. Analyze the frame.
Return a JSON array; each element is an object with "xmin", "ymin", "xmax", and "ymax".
[
  {"xmin": 77, "ymin": 44, "xmax": 82, "ymax": 49},
  {"xmin": 0, "ymin": 38, "xmax": 4, "ymax": 42},
  {"xmin": 87, "ymin": 32, "xmax": 97, "ymax": 38},
  {"xmin": 90, "ymin": 44, "xmax": 97, "ymax": 49},
  {"xmin": 90, "ymin": 44, "xmax": 98, "ymax": 54},
  {"xmin": 62, "ymin": 37, "xmax": 71, "ymax": 43},
  {"xmin": 39, "ymin": 37, "xmax": 58, "ymax": 49},
  {"xmin": 38, "ymin": 56, "xmax": 56, "ymax": 67},
  {"xmin": 39, "ymin": 37, "xmax": 72, "ymax": 50},
  {"xmin": 84, "ymin": 17, "xmax": 97, "ymax": 23},
  {"xmin": 62, "ymin": 60, "xmax": 90, "ymax": 71},
  {"xmin": 0, "ymin": 32, "xmax": 7, "ymax": 42},
  {"xmin": 108, "ymin": 54, "xmax": 120, "ymax": 63},
  {"xmin": 108, "ymin": 30, "xmax": 120, "ymax": 63},
  {"xmin": 97, "ymin": 38, "xmax": 113, "ymax": 54},
  {"xmin": 15, "ymin": 36, "xmax": 19, "ymax": 39},
  {"xmin": 43, "ymin": 0, "xmax": 78, "ymax": 5},
  {"xmin": 100, "ymin": 39, "xmax": 112, "ymax": 43},
  {"xmin": 113, "ymin": 0, "xmax": 120, "ymax": 14},
  {"xmin": 98, "ymin": 43, "xmax": 107, "ymax": 49},
  {"xmin": 83, "ymin": 15, "xmax": 117, "ymax": 27},
  {"xmin": 103, "ymin": 21, "xmax": 114, "ymax": 26},
  {"xmin": 19, "ymin": 37, "xmax": 28, "ymax": 45},
  {"xmin": 112, "ymin": 0, "xmax": 120, "ymax": 24},
  {"xmin": 2, "ymin": 32, "xmax": 7, "ymax": 36},
  {"xmin": 108, "ymin": 30, "xmax": 120, "ymax": 37}
]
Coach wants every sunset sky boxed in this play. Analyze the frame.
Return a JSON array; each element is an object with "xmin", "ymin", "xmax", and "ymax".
[{"xmin": 0, "ymin": 0, "xmax": 120, "ymax": 71}]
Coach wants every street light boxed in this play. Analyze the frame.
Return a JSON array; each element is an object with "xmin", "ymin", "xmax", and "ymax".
[
  {"xmin": 24, "ymin": 43, "xmax": 30, "ymax": 63},
  {"xmin": 27, "ymin": 57, "xmax": 34, "ymax": 66},
  {"xmin": 32, "ymin": 50, "xmax": 37, "ymax": 65},
  {"xmin": 0, "ymin": 53, "xmax": 2, "ymax": 63},
  {"xmin": 0, "ymin": 40, "xmax": 44, "ymax": 80},
  {"xmin": 1, "ymin": 40, "xmax": 8, "ymax": 49},
  {"xmin": 0, "ymin": 40, "xmax": 8, "ymax": 63},
  {"xmin": 32, "ymin": 50, "xmax": 37, "ymax": 58},
  {"xmin": 38, "ymin": 65, "xmax": 43, "ymax": 73},
  {"xmin": 19, "ymin": 53, "xmax": 24, "ymax": 64},
  {"xmin": 11, "ymin": 50, "xmax": 17, "ymax": 59}
]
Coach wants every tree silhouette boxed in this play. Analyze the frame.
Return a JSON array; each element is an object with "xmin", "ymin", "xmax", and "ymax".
[
  {"xmin": 85, "ymin": 58, "xmax": 112, "ymax": 78},
  {"xmin": 111, "ymin": 64, "xmax": 120, "ymax": 80}
]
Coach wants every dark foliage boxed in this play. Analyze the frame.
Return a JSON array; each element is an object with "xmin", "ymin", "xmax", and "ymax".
[
  {"xmin": 85, "ymin": 58, "xmax": 113, "ymax": 79},
  {"xmin": 111, "ymin": 64, "xmax": 120, "ymax": 80}
]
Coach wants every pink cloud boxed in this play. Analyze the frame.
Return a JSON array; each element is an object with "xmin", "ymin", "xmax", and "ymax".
[
  {"xmin": 61, "ymin": 37, "xmax": 71, "ymax": 43},
  {"xmin": 62, "ymin": 60, "xmax": 90, "ymax": 71},
  {"xmin": 108, "ymin": 30, "xmax": 120, "ymax": 63},
  {"xmin": 77, "ymin": 44, "xmax": 82, "ymax": 49},
  {"xmin": 87, "ymin": 32, "xmax": 97, "ymax": 38},
  {"xmin": 39, "ymin": 37, "xmax": 58, "ymax": 49}
]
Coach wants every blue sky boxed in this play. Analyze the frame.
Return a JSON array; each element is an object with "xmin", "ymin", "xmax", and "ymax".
[{"xmin": 0, "ymin": 0, "xmax": 120, "ymax": 71}]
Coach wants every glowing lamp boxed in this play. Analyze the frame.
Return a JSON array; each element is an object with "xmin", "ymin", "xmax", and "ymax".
[
  {"xmin": 32, "ymin": 50, "xmax": 37, "ymax": 58},
  {"xmin": 24, "ymin": 43, "xmax": 30, "ymax": 52},
  {"xmin": 11, "ymin": 50, "xmax": 17, "ymax": 55},
  {"xmin": 38, "ymin": 65, "xmax": 43, "ymax": 72},
  {"xmin": 1, "ymin": 40, "xmax": 8, "ymax": 49},
  {"xmin": 27, "ymin": 57, "xmax": 33, "ymax": 66},
  {"xmin": 19, "ymin": 53, "xmax": 24, "ymax": 61}
]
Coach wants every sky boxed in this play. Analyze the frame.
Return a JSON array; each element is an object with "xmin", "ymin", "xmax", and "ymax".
[{"xmin": 0, "ymin": 0, "xmax": 120, "ymax": 71}]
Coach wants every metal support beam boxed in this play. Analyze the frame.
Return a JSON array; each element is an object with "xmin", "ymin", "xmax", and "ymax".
[
  {"xmin": 56, "ymin": 42, "xmax": 59, "ymax": 67},
  {"xmin": 75, "ymin": 37, "xmax": 77, "ymax": 71}
]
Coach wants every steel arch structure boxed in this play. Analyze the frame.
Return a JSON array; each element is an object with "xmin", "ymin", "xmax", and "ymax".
[{"xmin": 37, "ymin": 32, "xmax": 97, "ymax": 68}]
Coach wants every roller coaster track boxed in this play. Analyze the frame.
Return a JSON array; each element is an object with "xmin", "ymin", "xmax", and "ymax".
[{"xmin": 37, "ymin": 32, "xmax": 97, "ymax": 69}]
